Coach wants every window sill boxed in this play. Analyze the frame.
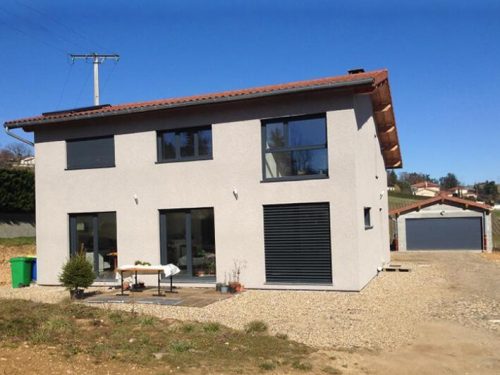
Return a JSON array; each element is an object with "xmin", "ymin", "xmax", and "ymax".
[
  {"xmin": 365, "ymin": 226, "xmax": 374, "ymax": 230},
  {"xmin": 65, "ymin": 165, "xmax": 116, "ymax": 171},
  {"xmin": 155, "ymin": 157, "xmax": 213, "ymax": 164},
  {"xmin": 261, "ymin": 174, "xmax": 329, "ymax": 183}
]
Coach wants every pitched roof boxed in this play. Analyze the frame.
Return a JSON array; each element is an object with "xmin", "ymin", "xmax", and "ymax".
[
  {"xmin": 389, "ymin": 194, "xmax": 493, "ymax": 216},
  {"xmin": 411, "ymin": 181, "xmax": 440, "ymax": 188},
  {"xmin": 4, "ymin": 68, "xmax": 402, "ymax": 168}
]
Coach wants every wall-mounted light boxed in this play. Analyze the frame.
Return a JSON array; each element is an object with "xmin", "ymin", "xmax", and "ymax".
[
  {"xmin": 233, "ymin": 188, "xmax": 238, "ymax": 200},
  {"xmin": 133, "ymin": 193, "xmax": 139, "ymax": 205}
]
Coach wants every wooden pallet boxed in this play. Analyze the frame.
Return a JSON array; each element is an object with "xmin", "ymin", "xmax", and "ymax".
[{"xmin": 382, "ymin": 265, "xmax": 411, "ymax": 272}]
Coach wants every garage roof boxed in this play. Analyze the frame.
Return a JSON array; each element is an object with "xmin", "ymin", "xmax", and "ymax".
[{"xmin": 390, "ymin": 195, "xmax": 493, "ymax": 216}]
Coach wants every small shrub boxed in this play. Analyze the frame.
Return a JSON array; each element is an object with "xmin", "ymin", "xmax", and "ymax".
[
  {"xmin": 203, "ymin": 322, "xmax": 221, "ymax": 333},
  {"xmin": 259, "ymin": 361, "xmax": 276, "ymax": 371},
  {"xmin": 244, "ymin": 320, "xmax": 268, "ymax": 334},
  {"xmin": 322, "ymin": 366, "xmax": 342, "ymax": 374},
  {"xmin": 59, "ymin": 252, "xmax": 96, "ymax": 298},
  {"xmin": 292, "ymin": 360, "xmax": 313, "ymax": 371},
  {"xmin": 181, "ymin": 323, "xmax": 195, "ymax": 333},
  {"xmin": 275, "ymin": 333, "xmax": 288, "ymax": 340},
  {"xmin": 170, "ymin": 340, "xmax": 192, "ymax": 353},
  {"xmin": 108, "ymin": 312, "xmax": 124, "ymax": 324},
  {"xmin": 140, "ymin": 316, "xmax": 155, "ymax": 326}
]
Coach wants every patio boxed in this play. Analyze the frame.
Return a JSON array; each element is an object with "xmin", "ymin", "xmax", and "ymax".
[{"xmin": 84, "ymin": 286, "xmax": 233, "ymax": 307}]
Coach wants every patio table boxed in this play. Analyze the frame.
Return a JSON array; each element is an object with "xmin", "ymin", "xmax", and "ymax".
[{"xmin": 116, "ymin": 264, "xmax": 180, "ymax": 296}]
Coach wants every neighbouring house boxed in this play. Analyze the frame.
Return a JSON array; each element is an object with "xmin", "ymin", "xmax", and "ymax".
[
  {"xmin": 16, "ymin": 156, "xmax": 35, "ymax": 169},
  {"xmin": 4, "ymin": 68, "xmax": 402, "ymax": 291},
  {"xmin": 390, "ymin": 195, "xmax": 493, "ymax": 251},
  {"xmin": 411, "ymin": 181, "xmax": 440, "ymax": 197},
  {"xmin": 446, "ymin": 186, "xmax": 477, "ymax": 200}
]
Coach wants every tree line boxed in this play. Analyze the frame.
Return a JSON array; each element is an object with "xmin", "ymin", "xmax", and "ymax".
[{"xmin": 387, "ymin": 170, "xmax": 498, "ymax": 204}]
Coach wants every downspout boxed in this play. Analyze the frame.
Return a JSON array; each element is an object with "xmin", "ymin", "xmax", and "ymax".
[{"xmin": 3, "ymin": 123, "xmax": 34, "ymax": 146}]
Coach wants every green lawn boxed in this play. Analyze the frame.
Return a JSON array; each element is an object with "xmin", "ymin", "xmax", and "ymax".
[
  {"xmin": 0, "ymin": 237, "xmax": 36, "ymax": 246},
  {"xmin": 493, "ymin": 210, "xmax": 500, "ymax": 250}
]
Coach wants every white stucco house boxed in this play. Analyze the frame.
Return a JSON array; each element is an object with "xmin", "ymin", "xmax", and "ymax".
[
  {"xmin": 4, "ymin": 68, "xmax": 402, "ymax": 291},
  {"xmin": 411, "ymin": 181, "xmax": 440, "ymax": 197}
]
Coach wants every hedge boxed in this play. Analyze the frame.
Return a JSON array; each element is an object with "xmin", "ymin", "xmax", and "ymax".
[{"xmin": 0, "ymin": 168, "xmax": 35, "ymax": 212}]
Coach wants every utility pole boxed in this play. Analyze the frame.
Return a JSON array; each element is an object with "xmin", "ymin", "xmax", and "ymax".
[{"xmin": 70, "ymin": 53, "xmax": 120, "ymax": 105}]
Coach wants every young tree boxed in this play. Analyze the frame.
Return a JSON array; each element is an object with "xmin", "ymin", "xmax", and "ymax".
[
  {"xmin": 59, "ymin": 253, "xmax": 96, "ymax": 299},
  {"xmin": 439, "ymin": 173, "xmax": 460, "ymax": 190},
  {"xmin": 6, "ymin": 142, "xmax": 33, "ymax": 159},
  {"xmin": 387, "ymin": 170, "xmax": 398, "ymax": 186}
]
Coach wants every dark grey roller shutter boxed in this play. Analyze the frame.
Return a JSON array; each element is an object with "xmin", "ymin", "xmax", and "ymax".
[
  {"xmin": 67, "ymin": 136, "xmax": 115, "ymax": 169},
  {"xmin": 264, "ymin": 203, "xmax": 332, "ymax": 283},
  {"xmin": 406, "ymin": 217, "xmax": 482, "ymax": 250}
]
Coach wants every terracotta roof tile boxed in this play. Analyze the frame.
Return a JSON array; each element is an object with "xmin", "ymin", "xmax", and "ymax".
[
  {"xmin": 389, "ymin": 194, "xmax": 493, "ymax": 216},
  {"xmin": 4, "ymin": 69, "xmax": 387, "ymax": 127}
]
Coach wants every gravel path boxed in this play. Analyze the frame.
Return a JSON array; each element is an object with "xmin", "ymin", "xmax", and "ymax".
[{"xmin": 1, "ymin": 252, "xmax": 498, "ymax": 351}]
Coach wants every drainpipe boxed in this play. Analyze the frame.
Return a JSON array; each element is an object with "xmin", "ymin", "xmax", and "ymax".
[{"xmin": 3, "ymin": 123, "xmax": 34, "ymax": 146}]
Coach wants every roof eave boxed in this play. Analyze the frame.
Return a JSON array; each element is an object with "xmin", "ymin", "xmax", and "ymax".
[{"xmin": 6, "ymin": 77, "xmax": 375, "ymax": 130}]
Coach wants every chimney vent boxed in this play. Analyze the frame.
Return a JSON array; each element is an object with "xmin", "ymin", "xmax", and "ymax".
[{"xmin": 348, "ymin": 68, "xmax": 365, "ymax": 75}]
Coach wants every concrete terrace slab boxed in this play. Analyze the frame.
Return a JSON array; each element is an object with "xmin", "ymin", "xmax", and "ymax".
[{"xmin": 84, "ymin": 287, "xmax": 233, "ymax": 308}]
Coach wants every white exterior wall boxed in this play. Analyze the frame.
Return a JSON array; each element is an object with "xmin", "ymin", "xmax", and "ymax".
[
  {"xmin": 34, "ymin": 92, "xmax": 390, "ymax": 291},
  {"xmin": 396, "ymin": 203, "xmax": 493, "ymax": 252}
]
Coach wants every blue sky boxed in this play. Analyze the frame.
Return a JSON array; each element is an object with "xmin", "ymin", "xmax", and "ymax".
[{"xmin": 0, "ymin": 0, "xmax": 498, "ymax": 184}]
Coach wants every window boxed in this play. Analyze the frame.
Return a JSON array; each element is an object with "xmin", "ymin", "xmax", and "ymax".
[
  {"xmin": 157, "ymin": 126, "xmax": 212, "ymax": 162},
  {"xmin": 69, "ymin": 212, "xmax": 117, "ymax": 279},
  {"xmin": 263, "ymin": 203, "xmax": 332, "ymax": 283},
  {"xmin": 159, "ymin": 208, "xmax": 216, "ymax": 280},
  {"xmin": 66, "ymin": 136, "xmax": 115, "ymax": 170},
  {"xmin": 364, "ymin": 207, "xmax": 372, "ymax": 229},
  {"xmin": 262, "ymin": 114, "xmax": 328, "ymax": 181}
]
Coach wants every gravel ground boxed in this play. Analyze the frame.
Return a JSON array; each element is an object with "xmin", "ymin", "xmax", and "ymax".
[{"xmin": 0, "ymin": 252, "xmax": 498, "ymax": 351}]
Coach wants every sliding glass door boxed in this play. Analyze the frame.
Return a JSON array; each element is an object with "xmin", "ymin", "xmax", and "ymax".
[
  {"xmin": 69, "ymin": 212, "xmax": 117, "ymax": 279},
  {"xmin": 160, "ymin": 208, "xmax": 215, "ymax": 279}
]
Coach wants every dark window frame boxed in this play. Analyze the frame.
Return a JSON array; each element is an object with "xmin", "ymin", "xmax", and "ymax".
[
  {"xmin": 364, "ymin": 207, "xmax": 373, "ymax": 229},
  {"xmin": 156, "ymin": 126, "xmax": 213, "ymax": 163},
  {"xmin": 159, "ymin": 207, "xmax": 216, "ymax": 283},
  {"xmin": 66, "ymin": 135, "xmax": 115, "ymax": 170},
  {"xmin": 68, "ymin": 211, "xmax": 117, "ymax": 281},
  {"xmin": 261, "ymin": 113, "xmax": 329, "ymax": 182}
]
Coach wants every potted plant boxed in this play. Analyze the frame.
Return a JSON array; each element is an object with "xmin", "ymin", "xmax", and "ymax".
[
  {"xmin": 228, "ymin": 260, "xmax": 245, "ymax": 293},
  {"xmin": 59, "ymin": 252, "xmax": 96, "ymax": 300}
]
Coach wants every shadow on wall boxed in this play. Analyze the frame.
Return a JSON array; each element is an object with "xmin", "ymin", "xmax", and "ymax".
[{"xmin": 0, "ymin": 212, "xmax": 36, "ymax": 238}]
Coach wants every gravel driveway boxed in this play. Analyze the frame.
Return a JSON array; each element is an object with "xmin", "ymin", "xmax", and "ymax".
[{"xmin": 1, "ymin": 252, "xmax": 498, "ymax": 351}]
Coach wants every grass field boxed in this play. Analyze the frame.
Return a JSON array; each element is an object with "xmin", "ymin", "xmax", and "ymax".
[
  {"xmin": 0, "ymin": 237, "xmax": 36, "ymax": 246},
  {"xmin": 493, "ymin": 210, "xmax": 500, "ymax": 250},
  {"xmin": 388, "ymin": 192, "xmax": 427, "ymax": 212},
  {"xmin": 0, "ymin": 299, "xmax": 312, "ymax": 373}
]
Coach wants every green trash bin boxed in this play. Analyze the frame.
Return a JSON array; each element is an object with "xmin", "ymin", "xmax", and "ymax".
[{"xmin": 9, "ymin": 257, "xmax": 33, "ymax": 288}]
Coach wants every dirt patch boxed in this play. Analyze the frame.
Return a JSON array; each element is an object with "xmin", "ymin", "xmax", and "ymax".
[
  {"xmin": 0, "ymin": 244, "xmax": 35, "ymax": 285},
  {"xmin": 482, "ymin": 251, "xmax": 500, "ymax": 262}
]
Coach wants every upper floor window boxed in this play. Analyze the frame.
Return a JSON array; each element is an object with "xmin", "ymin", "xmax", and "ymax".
[
  {"xmin": 157, "ymin": 126, "xmax": 212, "ymax": 162},
  {"xmin": 66, "ymin": 135, "xmax": 115, "ymax": 170},
  {"xmin": 262, "ymin": 114, "xmax": 328, "ymax": 181}
]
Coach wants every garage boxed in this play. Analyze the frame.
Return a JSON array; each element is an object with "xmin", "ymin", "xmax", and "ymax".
[
  {"xmin": 406, "ymin": 217, "xmax": 482, "ymax": 250},
  {"xmin": 391, "ymin": 196, "xmax": 493, "ymax": 252}
]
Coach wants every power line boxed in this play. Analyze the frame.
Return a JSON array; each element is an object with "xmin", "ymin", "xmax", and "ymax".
[
  {"xmin": 101, "ymin": 60, "xmax": 118, "ymax": 97},
  {"xmin": 0, "ymin": 15, "xmax": 68, "ymax": 55},
  {"xmin": 57, "ymin": 60, "xmax": 74, "ymax": 108},
  {"xmin": 71, "ymin": 53, "xmax": 120, "ymax": 105},
  {"xmin": 13, "ymin": 0, "xmax": 112, "ymax": 52},
  {"xmin": 0, "ymin": 4, "xmax": 84, "ymax": 52}
]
